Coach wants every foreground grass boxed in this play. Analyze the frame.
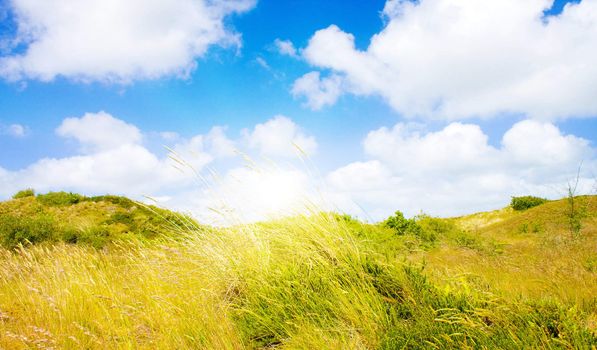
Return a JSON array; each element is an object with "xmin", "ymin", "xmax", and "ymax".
[{"xmin": 0, "ymin": 197, "xmax": 596, "ymax": 349}]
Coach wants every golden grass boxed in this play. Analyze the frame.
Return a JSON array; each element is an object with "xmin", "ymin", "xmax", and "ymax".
[
  {"xmin": 0, "ymin": 197, "xmax": 595, "ymax": 348},
  {"xmin": 419, "ymin": 196, "xmax": 597, "ymax": 321},
  {"xmin": 0, "ymin": 242, "xmax": 242, "ymax": 348},
  {"xmin": 0, "ymin": 214, "xmax": 383, "ymax": 349}
]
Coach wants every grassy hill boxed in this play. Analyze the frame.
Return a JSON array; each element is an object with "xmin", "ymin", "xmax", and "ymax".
[
  {"xmin": 423, "ymin": 196, "xmax": 596, "ymax": 304},
  {"xmin": 0, "ymin": 191, "xmax": 193, "ymax": 249},
  {"xmin": 0, "ymin": 192, "xmax": 595, "ymax": 349}
]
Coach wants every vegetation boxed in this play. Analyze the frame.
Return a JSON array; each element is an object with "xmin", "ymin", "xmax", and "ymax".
[
  {"xmin": 511, "ymin": 195, "xmax": 548, "ymax": 211},
  {"xmin": 11, "ymin": 188, "xmax": 35, "ymax": 199},
  {"xmin": 565, "ymin": 174, "xmax": 589, "ymax": 236},
  {"xmin": 0, "ymin": 191, "xmax": 193, "ymax": 249},
  {"xmin": 36, "ymin": 191, "xmax": 86, "ymax": 206},
  {"xmin": 0, "ymin": 193, "xmax": 595, "ymax": 349},
  {"xmin": 0, "ymin": 213, "xmax": 55, "ymax": 247}
]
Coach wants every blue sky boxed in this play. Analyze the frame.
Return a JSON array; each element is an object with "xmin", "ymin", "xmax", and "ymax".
[
  {"xmin": 0, "ymin": 0, "xmax": 596, "ymax": 223},
  {"xmin": 0, "ymin": 0, "xmax": 406, "ymax": 171}
]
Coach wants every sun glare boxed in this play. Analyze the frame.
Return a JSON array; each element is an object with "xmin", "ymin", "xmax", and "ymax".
[{"xmin": 208, "ymin": 166, "xmax": 311, "ymax": 223}]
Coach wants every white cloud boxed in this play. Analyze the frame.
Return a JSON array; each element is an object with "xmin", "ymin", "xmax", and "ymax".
[
  {"xmin": 243, "ymin": 115, "xmax": 318, "ymax": 157},
  {"xmin": 205, "ymin": 126, "xmax": 237, "ymax": 158},
  {"xmin": 255, "ymin": 57, "xmax": 271, "ymax": 70},
  {"xmin": 327, "ymin": 160, "xmax": 394, "ymax": 191},
  {"xmin": 16, "ymin": 144, "xmax": 188, "ymax": 195},
  {"xmin": 363, "ymin": 122, "xmax": 500, "ymax": 175},
  {"xmin": 327, "ymin": 119, "xmax": 596, "ymax": 219},
  {"xmin": 274, "ymin": 38, "xmax": 297, "ymax": 57},
  {"xmin": 298, "ymin": 0, "xmax": 597, "ymax": 120},
  {"xmin": 502, "ymin": 120, "xmax": 591, "ymax": 167},
  {"xmin": 291, "ymin": 71, "xmax": 343, "ymax": 110},
  {"xmin": 159, "ymin": 131, "xmax": 180, "ymax": 141},
  {"xmin": 56, "ymin": 111, "xmax": 142, "ymax": 152},
  {"xmin": 1, "ymin": 123, "xmax": 27, "ymax": 137},
  {"xmin": 170, "ymin": 126, "xmax": 236, "ymax": 170},
  {"xmin": 0, "ymin": 0, "xmax": 256, "ymax": 83},
  {"xmin": 0, "ymin": 111, "xmax": 218, "ymax": 199}
]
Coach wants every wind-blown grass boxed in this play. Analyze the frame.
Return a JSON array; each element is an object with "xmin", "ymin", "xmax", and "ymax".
[{"xmin": 0, "ymin": 196, "xmax": 595, "ymax": 348}]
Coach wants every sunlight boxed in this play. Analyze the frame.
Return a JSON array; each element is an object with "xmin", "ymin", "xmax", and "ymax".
[{"xmin": 209, "ymin": 166, "xmax": 311, "ymax": 223}]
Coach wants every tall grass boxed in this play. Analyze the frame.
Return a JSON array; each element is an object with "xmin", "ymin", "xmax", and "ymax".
[{"xmin": 1, "ymin": 210, "xmax": 595, "ymax": 349}]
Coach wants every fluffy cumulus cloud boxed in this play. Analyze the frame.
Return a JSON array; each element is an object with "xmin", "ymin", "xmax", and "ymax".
[
  {"xmin": 0, "ymin": 0, "xmax": 255, "ymax": 83},
  {"xmin": 326, "ymin": 119, "xmax": 596, "ymax": 219},
  {"xmin": 291, "ymin": 71, "xmax": 343, "ymax": 110},
  {"xmin": 169, "ymin": 126, "xmax": 238, "ymax": 170},
  {"xmin": 243, "ymin": 115, "xmax": 318, "ymax": 157},
  {"xmin": 274, "ymin": 39, "xmax": 297, "ymax": 57},
  {"xmin": 297, "ymin": 0, "xmax": 597, "ymax": 120},
  {"xmin": 56, "ymin": 112, "xmax": 142, "ymax": 152},
  {"xmin": 0, "ymin": 112, "xmax": 201, "ymax": 197}
]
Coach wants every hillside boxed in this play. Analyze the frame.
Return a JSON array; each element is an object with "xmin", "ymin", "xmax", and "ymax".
[
  {"xmin": 0, "ymin": 193, "xmax": 595, "ymax": 349},
  {"xmin": 0, "ymin": 191, "xmax": 193, "ymax": 248},
  {"xmin": 421, "ymin": 195, "xmax": 597, "ymax": 303}
]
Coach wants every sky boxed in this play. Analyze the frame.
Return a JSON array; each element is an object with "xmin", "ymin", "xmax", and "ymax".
[{"xmin": 0, "ymin": 0, "xmax": 596, "ymax": 224}]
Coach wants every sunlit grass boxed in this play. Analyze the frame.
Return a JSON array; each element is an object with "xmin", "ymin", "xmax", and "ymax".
[
  {"xmin": 423, "ymin": 196, "xmax": 597, "ymax": 304},
  {"xmin": 0, "ymin": 197, "xmax": 595, "ymax": 348}
]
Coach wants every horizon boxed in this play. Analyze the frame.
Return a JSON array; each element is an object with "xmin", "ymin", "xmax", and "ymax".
[{"xmin": 1, "ymin": 0, "xmax": 596, "ymax": 224}]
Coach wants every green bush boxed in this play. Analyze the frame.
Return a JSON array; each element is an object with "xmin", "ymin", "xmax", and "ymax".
[
  {"xmin": 59, "ymin": 226, "xmax": 112, "ymax": 248},
  {"xmin": 511, "ymin": 196, "xmax": 548, "ymax": 211},
  {"xmin": 12, "ymin": 188, "xmax": 35, "ymax": 199},
  {"xmin": 453, "ymin": 231, "xmax": 482, "ymax": 250},
  {"xmin": 88, "ymin": 195, "xmax": 136, "ymax": 209},
  {"xmin": 105, "ymin": 211, "xmax": 137, "ymax": 228},
  {"xmin": 37, "ymin": 191, "xmax": 86, "ymax": 206},
  {"xmin": 384, "ymin": 211, "xmax": 422, "ymax": 236},
  {"xmin": 414, "ymin": 215, "xmax": 458, "ymax": 243},
  {"xmin": 0, "ymin": 214, "xmax": 56, "ymax": 248},
  {"xmin": 518, "ymin": 222, "xmax": 543, "ymax": 234},
  {"xmin": 383, "ymin": 212, "xmax": 447, "ymax": 246},
  {"xmin": 70, "ymin": 226, "xmax": 112, "ymax": 249}
]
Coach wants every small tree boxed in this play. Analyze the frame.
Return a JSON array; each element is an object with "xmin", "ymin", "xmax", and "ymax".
[
  {"xmin": 566, "ymin": 167, "xmax": 584, "ymax": 236},
  {"xmin": 384, "ymin": 211, "xmax": 421, "ymax": 236}
]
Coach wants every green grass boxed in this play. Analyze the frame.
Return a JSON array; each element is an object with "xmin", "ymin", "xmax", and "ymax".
[{"xmin": 0, "ymin": 193, "xmax": 595, "ymax": 349}]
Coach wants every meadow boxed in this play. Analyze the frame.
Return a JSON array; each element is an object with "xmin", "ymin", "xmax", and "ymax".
[{"xmin": 0, "ymin": 191, "xmax": 595, "ymax": 349}]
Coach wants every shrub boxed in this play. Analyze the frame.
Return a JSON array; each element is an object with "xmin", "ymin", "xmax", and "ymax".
[
  {"xmin": 382, "ymin": 211, "xmax": 450, "ymax": 248},
  {"xmin": 414, "ymin": 215, "xmax": 460, "ymax": 243},
  {"xmin": 59, "ymin": 226, "xmax": 112, "ymax": 248},
  {"xmin": 511, "ymin": 196, "xmax": 547, "ymax": 211},
  {"xmin": 453, "ymin": 231, "xmax": 482, "ymax": 250},
  {"xmin": 37, "ymin": 191, "xmax": 86, "ymax": 206},
  {"xmin": 12, "ymin": 188, "xmax": 35, "ymax": 199},
  {"xmin": 384, "ymin": 211, "xmax": 422, "ymax": 236},
  {"xmin": 518, "ymin": 222, "xmax": 543, "ymax": 234},
  {"xmin": 77, "ymin": 226, "xmax": 112, "ymax": 249},
  {"xmin": 0, "ymin": 214, "xmax": 56, "ymax": 248},
  {"xmin": 88, "ymin": 195, "xmax": 136, "ymax": 209},
  {"xmin": 105, "ymin": 211, "xmax": 137, "ymax": 228}
]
